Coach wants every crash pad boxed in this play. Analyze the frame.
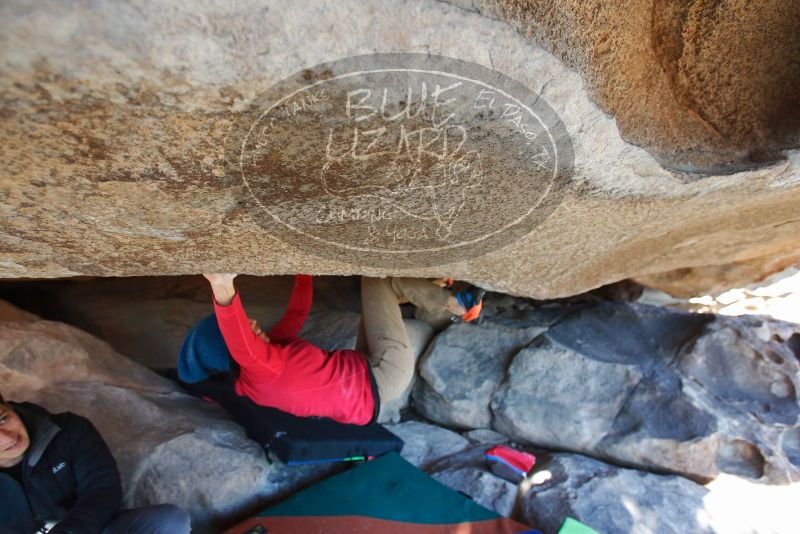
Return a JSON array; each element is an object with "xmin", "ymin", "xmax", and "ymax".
[
  {"xmin": 179, "ymin": 374, "xmax": 403, "ymax": 464},
  {"xmin": 224, "ymin": 452, "xmax": 534, "ymax": 533}
]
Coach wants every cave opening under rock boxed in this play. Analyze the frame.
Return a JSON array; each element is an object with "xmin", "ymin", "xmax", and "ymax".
[{"xmin": 1, "ymin": 273, "xmax": 799, "ymax": 533}]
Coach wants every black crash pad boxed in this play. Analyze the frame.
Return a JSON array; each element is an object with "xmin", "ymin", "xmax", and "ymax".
[{"xmin": 178, "ymin": 375, "xmax": 404, "ymax": 465}]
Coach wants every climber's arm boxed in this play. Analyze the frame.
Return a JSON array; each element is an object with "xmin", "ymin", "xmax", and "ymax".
[
  {"xmin": 267, "ymin": 274, "xmax": 313, "ymax": 342},
  {"xmin": 204, "ymin": 273, "xmax": 286, "ymax": 378}
]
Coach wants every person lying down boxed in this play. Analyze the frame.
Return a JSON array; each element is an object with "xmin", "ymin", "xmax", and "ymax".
[{"xmin": 178, "ymin": 274, "xmax": 484, "ymax": 425}]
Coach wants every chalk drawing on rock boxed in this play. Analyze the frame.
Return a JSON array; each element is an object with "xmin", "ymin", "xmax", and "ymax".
[{"xmin": 227, "ymin": 54, "xmax": 574, "ymax": 267}]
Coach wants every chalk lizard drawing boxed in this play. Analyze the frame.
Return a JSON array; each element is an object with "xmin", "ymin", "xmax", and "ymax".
[{"xmin": 319, "ymin": 124, "xmax": 485, "ymax": 240}]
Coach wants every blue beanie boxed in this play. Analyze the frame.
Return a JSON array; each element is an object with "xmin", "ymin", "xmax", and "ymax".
[{"xmin": 177, "ymin": 314, "xmax": 232, "ymax": 383}]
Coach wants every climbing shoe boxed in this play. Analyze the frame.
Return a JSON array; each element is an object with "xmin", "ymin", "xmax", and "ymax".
[{"xmin": 456, "ymin": 287, "xmax": 486, "ymax": 322}]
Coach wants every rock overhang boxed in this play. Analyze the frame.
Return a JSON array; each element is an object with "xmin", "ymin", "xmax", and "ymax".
[{"xmin": 1, "ymin": 0, "xmax": 798, "ymax": 299}]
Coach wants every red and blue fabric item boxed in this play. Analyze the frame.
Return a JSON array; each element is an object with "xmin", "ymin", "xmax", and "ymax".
[
  {"xmin": 484, "ymin": 446, "xmax": 536, "ymax": 483},
  {"xmin": 212, "ymin": 275, "xmax": 376, "ymax": 426}
]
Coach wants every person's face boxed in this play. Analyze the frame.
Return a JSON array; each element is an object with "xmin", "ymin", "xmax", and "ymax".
[{"xmin": 0, "ymin": 404, "xmax": 29, "ymax": 468}]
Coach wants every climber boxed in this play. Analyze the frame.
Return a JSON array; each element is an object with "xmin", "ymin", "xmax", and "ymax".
[
  {"xmin": 0, "ymin": 392, "xmax": 191, "ymax": 534},
  {"xmin": 177, "ymin": 275, "xmax": 485, "ymax": 425}
]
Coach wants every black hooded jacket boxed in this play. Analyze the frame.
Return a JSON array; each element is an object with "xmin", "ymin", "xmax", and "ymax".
[{"xmin": 0, "ymin": 402, "xmax": 122, "ymax": 534}]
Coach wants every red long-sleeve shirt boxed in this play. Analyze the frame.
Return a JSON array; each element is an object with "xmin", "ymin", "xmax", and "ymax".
[{"xmin": 212, "ymin": 275, "xmax": 377, "ymax": 425}]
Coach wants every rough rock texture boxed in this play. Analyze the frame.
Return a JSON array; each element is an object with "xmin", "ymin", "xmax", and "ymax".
[
  {"xmin": 462, "ymin": 428, "xmax": 512, "ymax": 445},
  {"xmin": 520, "ymin": 452, "xmax": 716, "ymax": 534},
  {"xmin": 429, "ymin": 445, "xmax": 520, "ymax": 518},
  {"xmin": 388, "ymin": 419, "xmax": 724, "ymax": 532},
  {"xmin": 635, "ymin": 249, "xmax": 800, "ymax": 298},
  {"xmin": 412, "ymin": 320, "xmax": 544, "ymax": 428},
  {"xmin": 411, "ymin": 292, "xmax": 573, "ymax": 431},
  {"xmin": 385, "ymin": 421, "xmax": 471, "ymax": 469},
  {"xmin": 389, "ymin": 420, "xmax": 798, "ymax": 534},
  {"xmin": 1, "ymin": 0, "xmax": 799, "ymax": 298},
  {"xmin": 446, "ymin": 0, "xmax": 800, "ymax": 172},
  {"xmin": 0, "ymin": 305, "xmax": 340, "ymax": 532},
  {"xmin": 0, "ymin": 299, "xmax": 38, "ymax": 322},
  {"xmin": 414, "ymin": 298, "xmax": 800, "ymax": 483}
]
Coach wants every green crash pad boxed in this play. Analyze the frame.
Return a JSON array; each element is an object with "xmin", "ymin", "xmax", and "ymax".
[
  {"xmin": 558, "ymin": 517, "xmax": 600, "ymax": 534},
  {"xmin": 225, "ymin": 452, "xmax": 535, "ymax": 533}
]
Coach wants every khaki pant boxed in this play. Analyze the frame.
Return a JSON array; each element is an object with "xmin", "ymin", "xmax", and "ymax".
[{"xmin": 357, "ymin": 277, "xmax": 453, "ymax": 407}]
